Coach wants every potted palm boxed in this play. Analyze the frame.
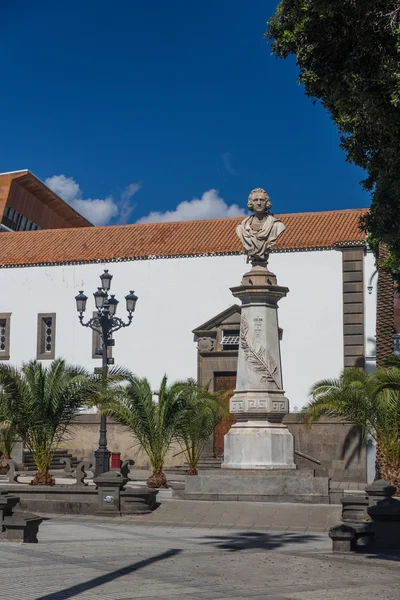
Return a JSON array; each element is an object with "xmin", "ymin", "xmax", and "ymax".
[{"xmin": 0, "ymin": 359, "xmax": 97, "ymax": 485}]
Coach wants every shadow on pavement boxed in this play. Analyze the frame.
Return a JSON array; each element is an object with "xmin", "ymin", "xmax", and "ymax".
[
  {"xmin": 203, "ymin": 531, "xmax": 320, "ymax": 552},
  {"xmin": 35, "ymin": 548, "xmax": 181, "ymax": 600},
  {"xmin": 364, "ymin": 551, "xmax": 400, "ymax": 562}
]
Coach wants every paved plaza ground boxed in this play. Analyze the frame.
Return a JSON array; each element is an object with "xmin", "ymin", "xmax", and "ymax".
[{"xmin": 1, "ymin": 501, "xmax": 399, "ymax": 600}]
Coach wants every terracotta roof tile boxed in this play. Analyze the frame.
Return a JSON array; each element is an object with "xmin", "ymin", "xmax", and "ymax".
[{"xmin": 0, "ymin": 208, "xmax": 368, "ymax": 268}]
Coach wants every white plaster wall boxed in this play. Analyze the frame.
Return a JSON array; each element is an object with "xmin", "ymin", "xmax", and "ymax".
[
  {"xmin": 0, "ymin": 249, "xmax": 344, "ymax": 409},
  {"xmin": 364, "ymin": 249, "xmax": 377, "ymax": 372}
]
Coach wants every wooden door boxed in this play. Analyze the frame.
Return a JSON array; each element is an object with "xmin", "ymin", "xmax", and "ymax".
[{"xmin": 214, "ymin": 372, "xmax": 237, "ymax": 458}]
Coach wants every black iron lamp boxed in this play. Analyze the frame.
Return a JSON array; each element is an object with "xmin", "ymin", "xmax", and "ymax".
[
  {"xmin": 75, "ymin": 291, "xmax": 88, "ymax": 314},
  {"xmin": 74, "ymin": 271, "xmax": 137, "ymax": 476},
  {"xmin": 94, "ymin": 288, "xmax": 107, "ymax": 310},
  {"xmin": 107, "ymin": 295, "xmax": 119, "ymax": 316},
  {"xmin": 125, "ymin": 290, "xmax": 138, "ymax": 314},
  {"xmin": 100, "ymin": 269, "xmax": 113, "ymax": 291}
]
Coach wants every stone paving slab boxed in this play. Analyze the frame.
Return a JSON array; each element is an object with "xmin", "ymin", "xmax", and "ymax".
[{"xmin": 0, "ymin": 518, "xmax": 399, "ymax": 600}]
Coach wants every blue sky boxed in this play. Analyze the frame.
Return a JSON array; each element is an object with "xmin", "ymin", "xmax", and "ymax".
[{"xmin": 1, "ymin": 0, "xmax": 368, "ymax": 225}]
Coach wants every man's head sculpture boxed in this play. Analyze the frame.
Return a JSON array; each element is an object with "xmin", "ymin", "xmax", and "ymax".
[
  {"xmin": 236, "ymin": 187, "xmax": 286, "ymax": 264},
  {"xmin": 247, "ymin": 188, "xmax": 272, "ymax": 214}
]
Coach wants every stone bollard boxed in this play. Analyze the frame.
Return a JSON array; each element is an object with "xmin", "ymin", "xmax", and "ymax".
[
  {"xmin": 365, "ymin": 479, "xmax": 397, "ymax": 507},
  {"xmin": 94, "ymin": 470, "xmax": 127, "ymax": 515},
  {"xmin": 366, "ymin": 479, "xmax": 400, "ymax": 550},
  {"xmin": 4, "ymin": 512, "xmax": 42, "ymax": 543},
  {"xmin": 0, "ymin": 492, "xmax": 20, "ymax": 524},
  {"xmin": 328, "ymin": 524, "xmax": 356, "ymax": 553},
  {"xmin": 0, "ymin": 493, "xmax": 42, "ymax": 543},
  {"xmin": 341, "ymin": 494, "xmax": 369, "ymax": 523}
]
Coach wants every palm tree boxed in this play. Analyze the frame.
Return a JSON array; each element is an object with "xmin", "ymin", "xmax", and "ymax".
[
  {"xmin": 100, "ymin": 375, "xmax": 186, "ymax": 488},
  {"xmin": 303, "ymin": 368, "xmax": 400, "ymax": 491},
  {"xmin": 174, "ymin": 381, "xmax": 228, "ymax": 475},
  {"xmin": 0, "ymin": 422, "xmax": 19, "ymax": 460},
  {"xmin": 0, "ymin": 359, "xmax": 97, "ymax": 485}
]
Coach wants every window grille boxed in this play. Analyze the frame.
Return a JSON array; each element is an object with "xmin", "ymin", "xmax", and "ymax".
[
  {"xmin": 37, "ymin": 314, "xmax": 56, "ymax": 360},
  {"xmin": 222, "ymin": 330, "xmax": 240, "ymax": 350},
  {"xmin": 0, "ymin": 314, "xmax": 11, "ymax": 360}
]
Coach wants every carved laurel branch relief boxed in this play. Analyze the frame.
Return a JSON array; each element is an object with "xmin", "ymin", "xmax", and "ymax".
[{"xmin": 240, "ymin": 316, "xmax": 280, "ymax": 386}]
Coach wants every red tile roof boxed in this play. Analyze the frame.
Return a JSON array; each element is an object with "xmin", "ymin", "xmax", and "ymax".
[{"xmin": 0, "ymin": 208, "xmax": 368, "ymax": 268}]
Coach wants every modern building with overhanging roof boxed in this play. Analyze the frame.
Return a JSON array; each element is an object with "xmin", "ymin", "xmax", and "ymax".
[{"xmin": 0, "ymin": 170, "xmax": 92, "ymax": 232}]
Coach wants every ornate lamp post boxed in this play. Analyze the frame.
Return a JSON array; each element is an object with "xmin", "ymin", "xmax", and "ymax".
[{"xmin": 75, "ymin": 271, "xmax": 138, "ymax": 476}]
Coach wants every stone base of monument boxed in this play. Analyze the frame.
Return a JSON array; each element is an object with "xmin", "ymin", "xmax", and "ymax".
[
  {"xmin": 182, "ymin": 470, "xmax": 330, "ymax": 504},
  {"xmin": 222, "ymin": 420, "xmax": 296, "ymax": 470}
]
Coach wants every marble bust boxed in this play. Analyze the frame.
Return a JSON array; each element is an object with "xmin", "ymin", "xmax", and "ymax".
[{"xmin": 236, "ymin": 188, "xmax": 286, "ymax": 263}]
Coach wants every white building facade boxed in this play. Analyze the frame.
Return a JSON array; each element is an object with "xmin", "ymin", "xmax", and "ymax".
[{"xmin": 0, "ymin": 208, "xmax": 375, "ymax": 410}]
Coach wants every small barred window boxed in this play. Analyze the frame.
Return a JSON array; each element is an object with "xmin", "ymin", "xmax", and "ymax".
[
  {"xmin": 222, "ymin": 329, "xmax": 240, "ymax": 351},
  {"xmin": 0, "ymin": 315, "xmax": 11, "ymax": 359},
  {"xmin": 37, "ymin": 314, "xmax": 56, "ymax": 360}
]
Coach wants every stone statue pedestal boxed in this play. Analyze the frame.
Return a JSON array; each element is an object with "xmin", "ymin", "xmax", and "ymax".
[{"xmin": 222, "ymin": 262, "xmax": 296, "ymax": 470}]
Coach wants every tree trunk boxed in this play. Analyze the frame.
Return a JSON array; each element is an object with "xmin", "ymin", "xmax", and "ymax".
[
  {"xmin": 147, "ymin": 468, "xmax": 168, "ymax": 488},
  {"xmin": 376, "ymin": 244, "xmax": 394, "ymax": 367},
  {"xmin": 31, "ymin": 471, "xmax": 55, "ymax": 486},
  {"xmin": 376, "ymin": 456, "xmax": 400, "ymax": 496}
]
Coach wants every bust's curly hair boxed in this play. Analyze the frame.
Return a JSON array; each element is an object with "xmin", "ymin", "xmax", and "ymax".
[{"xmin": 247, "ymin": 188, "xmax": 271, "ymax": 212}]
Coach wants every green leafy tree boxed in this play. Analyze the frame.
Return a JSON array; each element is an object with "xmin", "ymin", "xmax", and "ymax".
[
  {"xmin": 0, "ymin": 359, "xmax": 97, "ymax": 485},
  {"xmin": 266, "ymin": 1, "xmax": 400, "ymax": 266},
  {"xmin": 174, "ymin": 380, "xmax": 228, "ymax": 475},
  {"xmin": 303, "ymin": 368, "xmax": 400, "ymax": 491},
  {"xmin": 100, "ymin": 375, "xmax": 187, "ymax": 488}
]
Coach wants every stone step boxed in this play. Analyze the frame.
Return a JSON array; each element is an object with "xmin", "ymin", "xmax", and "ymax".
[
  {"xmin": 23, "ymin": 452, "xmax": 76, "ymax": 459},
  {"xmin": 22, "ymin": 450, "xmax": 79, "ymax": 471}
]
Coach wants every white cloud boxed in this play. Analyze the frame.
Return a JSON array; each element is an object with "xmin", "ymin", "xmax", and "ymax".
[
  {"xmin": 137, "ymin": 189, "xmax": 245, "ymax": 224},
  {"xmin": 222, "ymin": 152, "xmax": 235, "ymax": 175},
  {"xmin": 45, "ymin": 174, "xmax": 141, "ymax": 226},
  {"xmin": 119, "ymin": 182, "xmax": 142, "ymax": 223}
]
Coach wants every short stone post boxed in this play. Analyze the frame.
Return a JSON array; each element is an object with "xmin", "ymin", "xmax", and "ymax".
[
  {"xmin": 0, "ymin": 493, "xmax": 42, "ymax": 543},
  {"xmin": 366, "ymin": 479, "xmax": 400, "ymax": 550},
  {"xmin": 365, "ymin": 479, "xmax": 397, "ymax": 506},
  {"xmin": 94, "ymin": 470, "xmax": 128, "ymax": 515},
  {"xmin": 0, "ymin": 492, "xmax": 20, "ymax": 524},
  {"xmin": 4, "ymin": 513, "xmax": 42, "ymax": 543},
  {"xmin": 328, "ymin": 524, "xmax": 356, "ymax": 553},
  {"xmin": 340, "ymin": 494, "xmax": 369, "ymax": 523}
]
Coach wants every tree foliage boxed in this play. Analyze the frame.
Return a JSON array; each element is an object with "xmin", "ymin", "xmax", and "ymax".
[
  {"xmin": 303, "ymin": 368, "xmax": 400, "ymax": 490},
  {"xmin": 0, "ymin": 422, "xmax": 19, "ymax": 460},
  {"xmin": 174, "ymin": 380, "xmax": 228, "ymax": 475},
  {"xmin": 100, "ymin": 375, "xmax": 187, "ymax": 488},
  {"xmin": 0, "ymin": 359, "xmax": 97, "ymax": 485},
  {"xmin": 266, "ymin": 1, "xmax": 400, "ymax": 265},
  {"xmin": 101, "ymin": 376, "xmax": 227, "ymax": 486}
]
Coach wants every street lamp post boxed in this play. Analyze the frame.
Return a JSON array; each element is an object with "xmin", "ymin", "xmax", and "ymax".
[{"xmin": 75, "ymin": 271, "xmax": 138, "ymax": 476}]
